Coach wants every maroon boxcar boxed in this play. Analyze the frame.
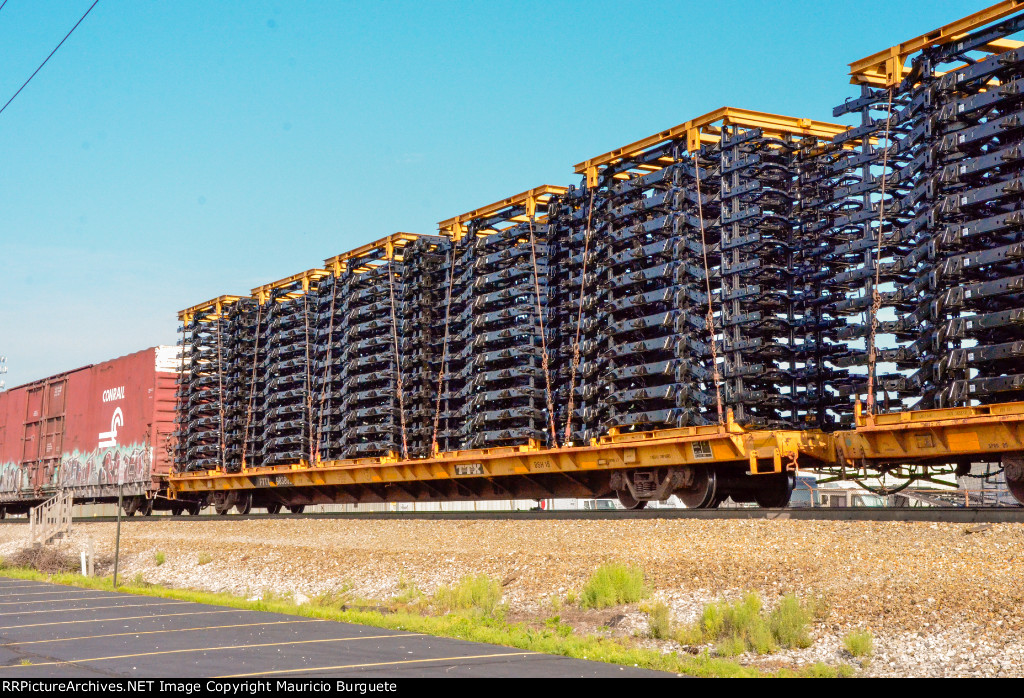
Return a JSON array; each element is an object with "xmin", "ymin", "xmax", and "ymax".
[{"xmin": 0, "ymin": 347, "xmax": 179, "ymax": 514}]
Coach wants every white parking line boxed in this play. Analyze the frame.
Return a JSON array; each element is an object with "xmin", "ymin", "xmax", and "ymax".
[{"xmin": 0, "ymin": 601, "xmax": 191, "ymax": 617}]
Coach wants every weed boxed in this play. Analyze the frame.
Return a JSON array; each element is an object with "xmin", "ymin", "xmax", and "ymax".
[
  {"xmin": 131, "ymin": 573, "xmax": 153, "ymax": 588},
  {"xmin": 566, "ymin": 590, "xmax": 577, "ymax": 605},
  {"xmin": 549, "ymin": 595, "xmax": 562, "ymax": 613},
  {"xmin": 394, "ymin": 577, "xmax": 421, "ymax": 599},
  {"xmin": 768, "ymin": 593, "xmax": 813, "ymax": 649},
  {"xmin": 312, "ymin": 590, "xmax": 347, "ymax": 608},
  {"xmin": 544, "ymin": 615, "xmax": 574, "ymax": 637},
  {"xmin": 843, "ymin": 630, "xmax": 874, "ymax": 658},
  {"xmin": 809, "ymin": 595, "xmax": 832, "ymax": 622},
  {"xmin": 392, "ymin": 580, "xmax": 427, "ymax": 613},
  {"xmin": 433, "ymin": 575, "xmax": 503, "ymax": 617},
  {"xmin": 715, "ymin": 634, "xmax": 748, "ymax": 657},
  {"xmin": 579, "ymin": 563, "xmax": 649, "ymax": 609},
  {"xmin": 154, "ymin": 551, "xmax": 166, "ymax": 566},
  {"xmin": 197, "ymin": 552, "xmax": 213, "ymax": 566},
  {"xmin": 313, "ymin": 582, "xmax": 355, "ymax": 609},
  {"xmin": 678, "ymin": 592, "xmax": 816, "ymax": 656},
  {"xmin": 711, "ymin": 593, "xmax": 776, "ymax": 655},
  {"xmin": 261, "ymin": 589, "xmax": 293, "ymax": 604},
  {"xmin": 802, "ymin": 662, "xmax": 856, "ymax": 678},
  {"xmin": 19, "ymin": 659, "xmax": 31, "ymax": 666},
  {"xmin": 646, "ymin": 601, "xmax": 672, "ymax": 640}
]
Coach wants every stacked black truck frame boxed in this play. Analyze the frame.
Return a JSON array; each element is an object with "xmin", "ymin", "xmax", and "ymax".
[
  {"xmin": 827, "ymin": 10, "xmax": 1024, "ymax": 416},
  {"xmin": 175, "ymin": 298, "xmax": 241, "ymax": 472},
  {"xmin": 176, "ymin": 8, "xmax": 1024, "ymax": 479},
  {"xmin": 440, "ymin": 188, "xmax": 564, "ymax": 451}
]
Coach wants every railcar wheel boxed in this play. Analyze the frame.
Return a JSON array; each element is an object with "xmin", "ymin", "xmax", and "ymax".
[
  {"xmin": 213, "ymin": 492, "xmax": 234, "ymax": 516},
  {"xmin": 1005, "ymin": 456, "xmax": 1024, "ymax": 506},
  {"xmin": 0, "ymin": 507, "xmax": 6, "ymax": 520},
  {"xmin": 234, "ymin": 493, "xmax": 253, "ymax": 515},
  {"xmin": 676, "ymin": 465, "xmax": 717, "ymax": 509},
  {"xmin": 616, "ymin": 489, "xmax": 648, "ymax": 510},
  {"xmin": 123, "ymin": 496, "xmax": 141, "ymax": 517},
  {"xmin": 141, "ymin": 498, "xmax": 154, "ymax": 516},
  {"xmin": 753, "ymin": 473, "xmax": 796, "ymax": 508},
  {"xmin": 170, "ymin": 504, "xmax": 184, "ymax": 516},
  {"xmin": 266, "ymin": 503, "xmax": 282, "ymax": 515},
  {"xmin": 287, "ymin": 504, "xmax": 306, "ymax": 514},
  {"xmin": 187, "ymin": 501, "xmax": 202, "ymax": 516}
]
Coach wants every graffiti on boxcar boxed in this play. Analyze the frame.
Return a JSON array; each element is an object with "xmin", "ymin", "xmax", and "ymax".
[
  {"xmin": 58, "ymin": 443, "xmax": 151, "ymax": 488},
  {"xmin": 0, "ymin": 462, "xmax": 26, "ymax": 493}
]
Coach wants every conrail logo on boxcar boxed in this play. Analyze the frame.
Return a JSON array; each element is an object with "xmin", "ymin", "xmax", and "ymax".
[
  {"xmin": 102, "ymin": 386, "xmax": 125, "ymax": 402},
  {"xmin": 99, "ymin": 407, "xmax": 124, "ymax": 449}
]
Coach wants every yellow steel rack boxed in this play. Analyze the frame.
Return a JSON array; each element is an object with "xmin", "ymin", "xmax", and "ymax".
[
  {"xmin": 178, "ymin": 295, "xmax": 244, "ymax": 324},
  {"xmin": 573, "ymin": 106, "xmax": 850, "ymax": 188},
  {"xmin": 438, "ymin": 185, "xmax": 568, "ymax": 241},
  {"xmin": 849, "ymin": 0, "xmax": 1024, "ymax": 87}
]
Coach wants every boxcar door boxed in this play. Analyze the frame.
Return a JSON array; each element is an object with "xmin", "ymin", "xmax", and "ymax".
[
  {"xmin": 40, "ymin": 380, "xmax": 67, "ymax": 489},
  {"xmin": 22, "ymin": 387, "xmax": 43, "ymax": 491}
]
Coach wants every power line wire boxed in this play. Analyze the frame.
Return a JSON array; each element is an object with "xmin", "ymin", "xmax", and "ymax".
[
  {"xmin": 0, "ymin": 2, "xmax": 9, "ymax": 16},
  {"xmin": 0, "ymin": 0, "xmax": 100, "ymax": 117}
]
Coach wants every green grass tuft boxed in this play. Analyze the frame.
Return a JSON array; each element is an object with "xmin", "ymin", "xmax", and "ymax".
[
  {"xmin": 579, "ymin": 562, "xmax": 650, "ymax": 609},
  {"xmin": 544, "ymin": 615, "xmax": 574, "ymax": 638},
  {"xmin": 433, "ymin": 574, "xmax": 502, "ymax": 617},
  {"xmin": 197, "ymin": 552, "xmax": 213, "ymax": 566},
  {"xmin": 261, "ymin": 589, "xmax": 294, "ymax": 604},
  {"xmin": 131, "ymin": 572, "xmax": 154, "ymax": 588},
  {"xmin": 802, "ymin": 661, "xmax": 856, "ymax": 678},
  {"xmin": 646, "ymin": 601, "xmax": 672, "ymax": 640},
  {"xmin": 392, "ymin": 579, "xmax": 427, "ymax": 613},
  {"xmin": 768, "ymin": 593, "xmax": 813, "ymax": 649},
  {"xmin": 154, "ymin": 551, "xmax": 166, "ymax": 566},
  {"xmin": 678, "ymin": 592, "xmax": 817, "ymax": 657},
  {"xmin": 843, "ymin": 630, "xmax": 874, "ymax": 658},
  {"xmin": 312, "ymin": 581, "xmax": 355, "ymax": 609}
]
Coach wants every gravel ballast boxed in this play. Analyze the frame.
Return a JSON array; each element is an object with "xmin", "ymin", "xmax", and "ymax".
[{"xmin": 1, "ymin": 518, "xmax": 1021, "ymax": 677}]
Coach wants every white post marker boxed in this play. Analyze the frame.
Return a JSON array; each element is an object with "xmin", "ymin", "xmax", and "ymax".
[{"xmin": 114, "ymin": 465, "xmax": 124, "ymax": 588}]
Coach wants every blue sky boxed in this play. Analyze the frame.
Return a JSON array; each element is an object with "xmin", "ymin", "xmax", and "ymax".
[{"xmin": 0, "ymin": 0, "xmax": 992, "ymax": 387}]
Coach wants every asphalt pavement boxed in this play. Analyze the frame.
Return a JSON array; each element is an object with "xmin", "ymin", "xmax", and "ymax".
[{"xmin": 0, "ymin": 577, "xmax": 672, "ymax": 678}]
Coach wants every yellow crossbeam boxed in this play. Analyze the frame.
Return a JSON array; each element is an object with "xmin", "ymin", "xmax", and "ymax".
[
  {"xmin": 177, "ymin": 295, "xmax": 243, "ymax": 323},
  {"xmin": 323, "ymin": 232, "xmax": 427, "ymax": 274},
  {"xmin": 849, "ymin": 0, "xmax": 1024, "ymax": 86},
  {"xmin": 573, "ymin": 106, "xmax": 848, "ymax": 188},
  {"xmin": 438, "ymin": 185, "xmax": 568, "ymax": 240},
  {"xmin": 251, "ymin": 268, "xmax": 331, "ymax": 302}
]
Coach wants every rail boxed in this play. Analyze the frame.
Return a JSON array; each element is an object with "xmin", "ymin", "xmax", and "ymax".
[{"xmin": 16, "ymin": 508, "xmax": 1024, "ymax": 524}]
